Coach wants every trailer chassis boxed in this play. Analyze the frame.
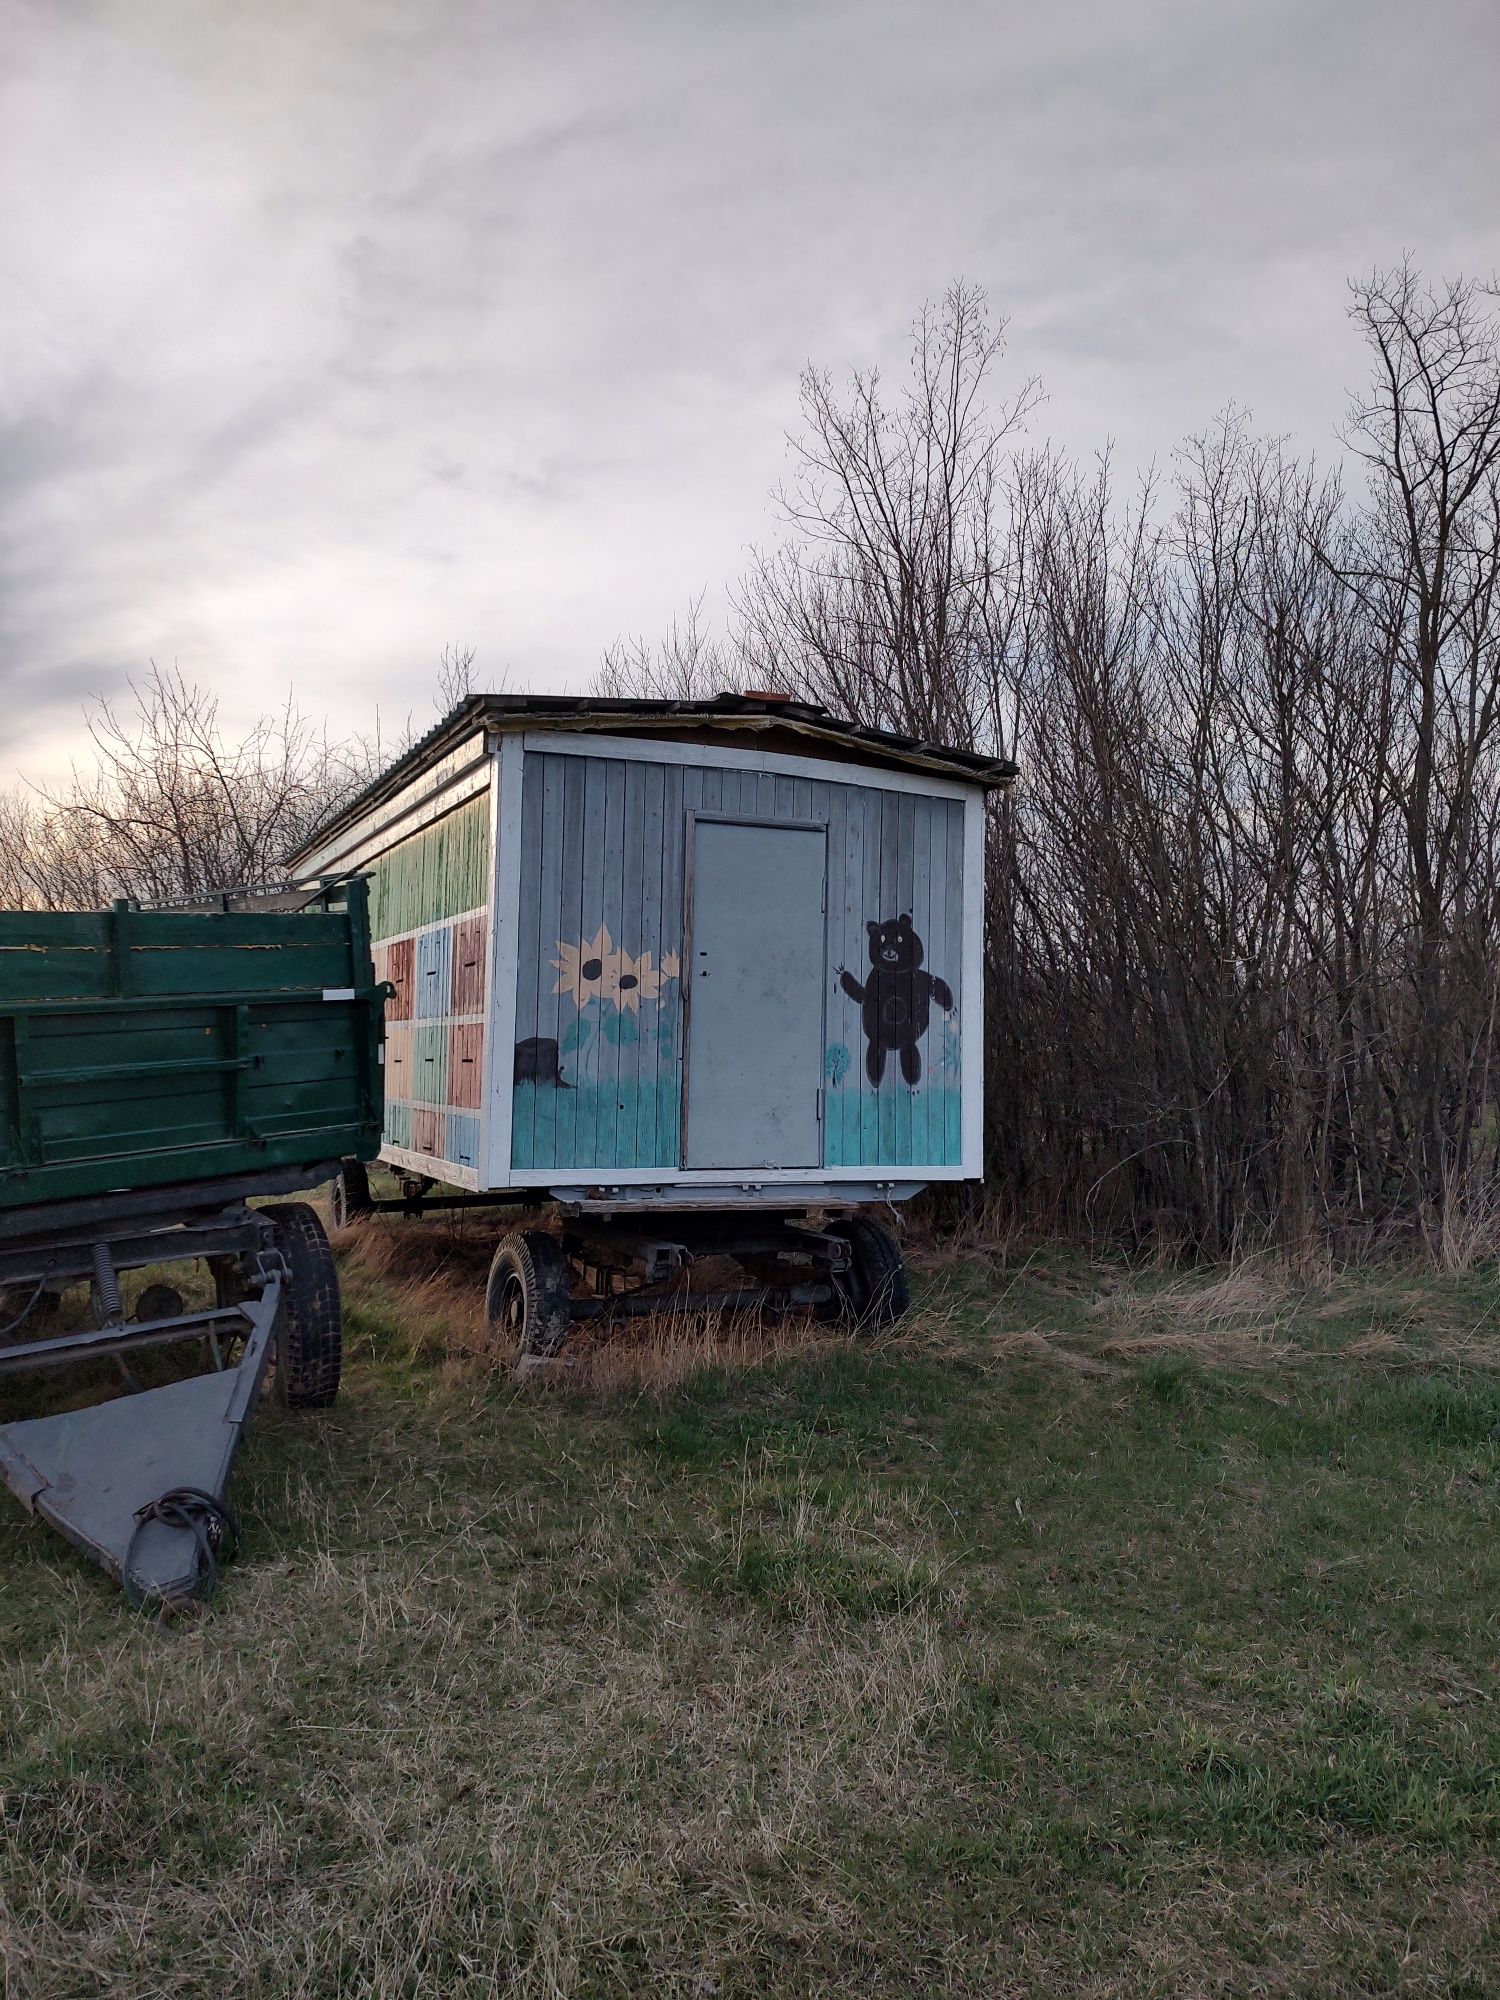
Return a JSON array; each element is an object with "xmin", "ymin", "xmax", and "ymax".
[
  {"xmin": 329, "ymin": 1161, "xmax": 911, "ymax": 1369},
  {"xmin": 0, "ymin": 1162, "xmax": 340, "ymax": 1609}
]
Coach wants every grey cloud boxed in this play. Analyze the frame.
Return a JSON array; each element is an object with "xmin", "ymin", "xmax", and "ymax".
[
  {"xmin": 0, "ymin": 659, "xmax": 130, "ymax": 770},
  {"xmin": 1, "ymin": 0, "xmax": 1497, "ymax": 788}
]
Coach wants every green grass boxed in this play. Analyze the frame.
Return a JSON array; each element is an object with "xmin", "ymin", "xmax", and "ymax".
[{"xmin": 2, "ymin": 1239, "xmax": 1499, "ymax": 1995}]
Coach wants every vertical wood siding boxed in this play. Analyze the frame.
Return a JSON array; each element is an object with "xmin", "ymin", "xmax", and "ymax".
[
  {"xmin": 510, "ymin": 751, "xmax": 965, "ymax": 1172},
  {"xmin": 369, "ymin": 796, "xmax": 489, "ymax": 936},
  {"xmin": 368, "ymin": 792, "xmax": 491, "ymax": 1175}
]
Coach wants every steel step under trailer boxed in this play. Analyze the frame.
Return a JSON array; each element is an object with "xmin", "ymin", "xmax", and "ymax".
[{"xmin": 0, "ymin": 1166, "xmax": 336, "ymax": 1611}]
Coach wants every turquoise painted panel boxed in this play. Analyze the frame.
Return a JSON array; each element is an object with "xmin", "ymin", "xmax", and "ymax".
[
  {"xmin": 825, "ymin": 1088, "xmax": 961, "ymax": 1167},
  {"xmin": 512, "ymin": 751, "xmax": 685, "ymax": 1172},
  {"xmin": 512, "ymin": 752, "xmax": 967, "ymax": 1174},
  {"xmin": 513, "ymin": 1076, "xmax": 683, "ymax": 1174}
]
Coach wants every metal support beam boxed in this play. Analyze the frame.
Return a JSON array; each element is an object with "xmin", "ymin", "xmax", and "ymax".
[
  {"xmin": 569, "ymin": 1282, "xmax": 833, "ymax": 1322},
  {"xmin": 0, "ymin": 1220, "xmax": 263, "ymax": 1292},
  {"xmin": 0, "ymin": 1305, "xmax": 250, "ymax": 1376}
]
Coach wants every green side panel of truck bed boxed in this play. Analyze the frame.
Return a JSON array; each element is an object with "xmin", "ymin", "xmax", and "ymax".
[{"xmin": 0, "ymin": 888, "xmax": 386, "ymax": 1211}]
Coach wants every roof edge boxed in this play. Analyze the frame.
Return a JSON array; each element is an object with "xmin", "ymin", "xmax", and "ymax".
[{"xmin": 288, "ymin": 694, "xmax": 1014, "ymax": 869}]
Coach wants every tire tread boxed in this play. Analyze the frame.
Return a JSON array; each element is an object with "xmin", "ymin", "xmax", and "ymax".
[
  {"xmin": 263, "ymin": 1201, "xmax": 343, "ymax": 1408},
  {"xmin": 485, "ymin": 1231, "xmax": 573, "ymax": 1361},
  {"xmin": 837, "ymin": 1216, "xmax": 910, "ymax": 1328},
  {"xmin": 330, "ymin": 1158, "xmax": 373, "ymax": 1228}
]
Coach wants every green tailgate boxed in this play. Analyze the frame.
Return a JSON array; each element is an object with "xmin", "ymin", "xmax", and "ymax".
[{"xmin": 0, "ymin": 883, "xmax": 386, "ymax": 1210}]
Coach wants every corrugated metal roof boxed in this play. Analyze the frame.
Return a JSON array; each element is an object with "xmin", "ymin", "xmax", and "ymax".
[{"xmin": 288, "ymin": 692, "xmax": 1014, "ymax": 867}]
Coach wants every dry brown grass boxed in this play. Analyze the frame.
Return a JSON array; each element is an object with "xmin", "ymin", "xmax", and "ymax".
[
  {"xmin": 333, "ymin": 1223, "xmax": 1318, "ymax": 1394},
  {"xmin": 329, "ymin": 1210, "xmax": 503, "ymax": 1294},
  {"xmin": 1338, "ymin": 1326, "xmax": 1419, "ymax": 1365},
  {"xmin": 5, "ymin": 1240, "xmax": 1500, "ymax": 1995},
  {"xmin": 1431, "ymin": 1325, "xmax": 1500, "ymax": 1370},
  {"xmin": 1097, "ymin": 1325, "xmax": 1300, "ymax": 1368},
  {"xmin": 330, "ymin": 1212, "xmax": 495, "ymax": 1365},
  {"xmin": 1436, "ymin": 1165, "xmax": 1500, "ymax": 1273},
  {"xmin": 1091, "ymin": 1262, "xmax": 1304, "ymax": 1368},
  {"xmin": 1105, "ymin": 1263, "xmax": 1281, "ymax": 1327},
  {"xmin": 888, "ymin": 1263, "xmax": 1123, "ymax": 1378},
  {"xmin": 334, "ymin": 1212, "xmax": 847, "ymax": 1398},
  {"xmin": 526, "ymin": 1304, "xmax": 842, "ymax": 1400},
  {"xmin": 333, "ymin": 1209, "xmax": 1500, "ymax": 1399},
  {"xmin": 904, "ymin": 1192, "xmax": 1026, "ymax": 1271}
]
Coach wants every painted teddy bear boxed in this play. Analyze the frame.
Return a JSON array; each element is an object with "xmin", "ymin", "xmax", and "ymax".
[{"xmin": 838, "ymin": 914, "xmax": 953, "ymax": 1087}]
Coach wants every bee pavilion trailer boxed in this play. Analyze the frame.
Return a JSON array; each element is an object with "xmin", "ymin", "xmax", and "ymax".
[{"xmin": 289, "ymin": 695, "xmax": 1011, "ymax": 1362}]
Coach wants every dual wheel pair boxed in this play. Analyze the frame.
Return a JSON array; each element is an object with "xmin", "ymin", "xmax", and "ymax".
[{"xmin": 484, "ymin": 1216, "xmax": 910, "ymax": 1366}]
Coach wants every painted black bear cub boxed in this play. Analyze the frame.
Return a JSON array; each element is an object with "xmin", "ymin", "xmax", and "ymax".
[{"xmin": 838, "ymin": 915, "xmax": 953, "ymax": 1086}]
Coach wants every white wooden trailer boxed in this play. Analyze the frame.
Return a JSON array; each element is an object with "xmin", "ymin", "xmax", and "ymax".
[{"xmin": 289, "ymin": 695, "xmax": 1011, "ymax": 1356}]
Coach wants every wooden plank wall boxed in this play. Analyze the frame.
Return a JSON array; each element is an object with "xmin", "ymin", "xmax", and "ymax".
[
  {"xmin": 368, "ymin": 793, "xmax": 490, "ymax": 1174},
  {"xmin": 509, "ymin": 752, "xmax": 965, "ymax": 1172}
]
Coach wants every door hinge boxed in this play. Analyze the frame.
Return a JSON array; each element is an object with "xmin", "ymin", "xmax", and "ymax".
[{"xmin": 815, "ymin": 1087, "xmax": 824, "ymax": 1123}]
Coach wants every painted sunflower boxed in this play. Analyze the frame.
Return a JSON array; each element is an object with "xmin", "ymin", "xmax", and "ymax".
[
  {"xmin": 613, "ymin": 947, "xmax": 665, "ymax": 1012},
  {"xmin": 660, "ymin": 950, "xmax": 681, "ymax": 981},
  {"xmin": 552, "ymin": 925, "xmax": 621, "ymax": 1006}
]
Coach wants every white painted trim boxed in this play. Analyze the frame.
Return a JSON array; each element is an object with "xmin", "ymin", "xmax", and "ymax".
[
  {"xmin": 296, "ymin": 748, "xmax": 491, "ymax": 879},
  {"xmin": 961, "ymin": 789, "xmax": 985, "ymax": 1179},
  {"xmin": 386, "ymin": 1013, "xmax": 487, "ymax": 1030},
  {"xmin": 379, "ymin": 1143, "xmax": 482, "ymax": 1190},
  {"xmin": 482, "ymin": 734, "xmax": 525, "ymax": 1186},
  {"xmin": 367, "ymin": 903, "xmax": 488, "ymax": 953},
  {"xmin": 520, "ymin": 729, "xmax": 980, "ymax": 803},
  {"xmin": 486, "ymin": 1162, "xmax": 971, "ymax": 1187}
]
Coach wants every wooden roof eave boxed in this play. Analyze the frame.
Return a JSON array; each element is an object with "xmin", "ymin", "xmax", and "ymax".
[
  {"xmin": 485, "ymin": 707, "xmax": 1014, "ymax": 789},
  {"xmin": 288, "ymin": 696, "xmax": 1013, "ymax": 870}
]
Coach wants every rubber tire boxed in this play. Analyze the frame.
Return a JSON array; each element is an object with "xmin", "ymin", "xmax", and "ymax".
[
  {"xmin": 330, "ymin": 1158, "xmax": 373, "ymax": 1228},
  {"xmin": 485, "ymin": 1231, "xmax": 573, "ymax": 1362},
  {"xmin": 832, "ymin": 1217, "xmax": 911, "ymax": 1330},
  {"xmin": 262, "ymin": 1202, "xmax": 343, "ymax": 1408}
]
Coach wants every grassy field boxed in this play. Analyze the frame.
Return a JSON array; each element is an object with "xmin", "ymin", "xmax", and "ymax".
[{"xmin": 2, "ymin": 1219, "xmax": 1499, "ymax": 1997}]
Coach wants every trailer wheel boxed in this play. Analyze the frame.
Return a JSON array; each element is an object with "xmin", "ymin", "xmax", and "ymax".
[
  {"xmin": 262, "ymin": 1202, "xmax": 343, "ymax": 1408},
  {"xmin": 485, "ymin": 1231, "xmax": 573, "ymax": 1363},
  {"xmin": 831, "ymin": 1216, "xmax": 910, "ymax": 1329},
  {"xmin": 330, "ymin": 1158, "xmax": 373, "ymax": 1228}
]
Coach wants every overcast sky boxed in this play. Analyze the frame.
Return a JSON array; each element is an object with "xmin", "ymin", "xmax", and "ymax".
[{"xmin": 3, "ymin": 0, "xmax": 1498, "ymax": 790}]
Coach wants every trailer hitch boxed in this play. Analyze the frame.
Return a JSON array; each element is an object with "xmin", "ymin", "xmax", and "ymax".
[{"xmin": 0, "ymin": 1264, "xmax": 282, "ymax": 1612}]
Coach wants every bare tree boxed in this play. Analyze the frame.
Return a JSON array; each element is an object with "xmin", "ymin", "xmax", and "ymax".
[
  {"xmin": 596, "ymin": 593, "xmax": 738, "ymax": 701},
  {"xmin": 6, "ymin": 665, "xmax": 374, "ymax": 908},
  {"xmin": 11, "ymin": 269, "xmax": 1500, "ymax": 1264},
  {"xmin": 735, "ymin": 281, "xmax": 1040, "ymax": 752},
  {"xmin": 1335, "ymin": 265, "xmax": 1500, "ymax": 1244},
  {"xmin": 435, "ymin": 642, "xmax": 480, "ymax": 712},
  {"xmin": 0, "ymin": 790, "xmax": 42, "ymax": 908},
  {"xmin": 711, "ymin": 270, "xmax": 1500, "ymax": 1260},
  {"xmin": 3, "ymin": 643, "xmax": 497, "ymax": 913}
]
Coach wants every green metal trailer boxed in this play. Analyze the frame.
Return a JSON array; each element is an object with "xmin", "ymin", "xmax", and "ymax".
[
  {"xmin": 0, "ymin": 882, "xmax": 387, "ymax": 1610},
  {"xmin": 0, "ymin": 884, "xmax": 384, "ymax": 1210}
]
